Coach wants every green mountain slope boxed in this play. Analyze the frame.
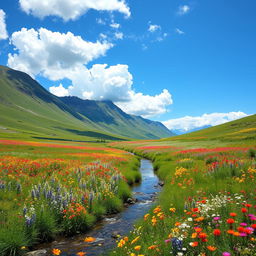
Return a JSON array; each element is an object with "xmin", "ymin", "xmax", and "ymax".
[
  {"xmin": 60, "ymin": 96, "xmax": 174, "ymax": 139},
  {"xmin": 164, "ymin": 114, "xmax": 256, "ymax": 143},
  {"xmin": 0, "ymin": 65, "xmax": 173, "ymax": 141}
]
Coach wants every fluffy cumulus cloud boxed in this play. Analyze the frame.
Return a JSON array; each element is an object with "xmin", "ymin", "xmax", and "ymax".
[
  {"xmin": 163, "ymin": 112, "xmax": 249, "ymax": 131},
  {"xmin": 49, "ymin": 64, "xmax": 173, "ymax": 117},
  {"xmin": 116, "ymin": 89, "xmax": 173, "ymax": 118},
  {"xmin": 8, "ymin": 27, "xmax": 172, "ymax": 117},
  {"xmin": 19, "ymin": 0, "xmax": 130, "ymax": 21},
  {"xmin": 8, "ymin": 27, "xmax": 113, "ymax": 79},
  {"xmin": 0, "ymin": 9, "xmax": 8, "ymax": 40},
  {"xmin": 178, "ymin": 5, "xmax": 190, "ymax": 15}
]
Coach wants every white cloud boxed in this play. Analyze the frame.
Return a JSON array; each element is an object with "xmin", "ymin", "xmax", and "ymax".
[
  {"xmin": 176, "ymin": 28, "xmax": 185, "ymax": 35},
  {"xmin": 110, "ymin": 23, "xmax": 120, "ymax": 29},
  {"xmin": 116, "ymin": 89, "xmax": 173, "ymax": 118},
  {"xmin": 49, "ymin": 64, "xmax": 172, "ymax": 117},
  {"xmin": 178, "ymin": 5, "xmax": 190, "ymax": 15},
  {"xmin": 115, "ymin": 32, "xmax": 123, "ymax": 39},
  {"xmin": 0, "ymin": 9, "xmax": 8, "ymax": 40},
  {"xmin": 8, "ymin": 27, "xmax": 172, "ymax": 118},
  {"xmin": 19, "ymin": 0, "xmax": 131, "ymax": 21},
  {"xmin": 163, "ymin": 112, "xmax": 249, "ymax": 131},
  {"xmin": 148, "ymin": 24, "xmax": 161, "ymax": 33},
  {"xmin": 8, "ymin": 27, "xmax": 113, "ymax": 79},
  {"xmin": 49, "ymin": 83, "xmax": 69, "ymax": 97}
]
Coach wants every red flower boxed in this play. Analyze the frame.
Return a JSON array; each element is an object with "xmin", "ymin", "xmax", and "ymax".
[
  {"xmin": 213, "ymin": 229, "xmax": 221, "ymax": 236},
  {"xmin": 241, "ymin": 208, "xmax": 248, "ymax": 213},
  {"xmin": 227, "ymin": 218, "xmax": 235, "ymax": 224},
  {"xmin": 229, "ymin": 212, "xmax": 237, "ymax": 217}
]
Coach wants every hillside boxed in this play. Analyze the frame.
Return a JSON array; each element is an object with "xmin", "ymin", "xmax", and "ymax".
[
  {"xmin": 0, "ymin": 65, "xmax": 173, "ymax": 141},
  {"xmin": 164, "ymin": 114, "xmax": 256, "ymax": 143},
  {"xmin": 60, "ymin": 96, "xmax": 174, "ymax": 139}
]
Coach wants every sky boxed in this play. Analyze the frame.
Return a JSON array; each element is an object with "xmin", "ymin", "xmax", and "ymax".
[{"xmin": 0, "ymin": 0, "xmax": 255, "ymax": 132}]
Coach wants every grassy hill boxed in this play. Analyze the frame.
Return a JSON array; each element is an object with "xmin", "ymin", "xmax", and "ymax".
[
  {"xmin": 163, "ymin": 114, "xmax": 256, "ymax": 144},
  {"xmin": 60, "ymin": 96, "xmax": 174, "ymax": 140},
  {"xmin": 0, "ymin": 65, "xmax": 173, "ymax": 141}
]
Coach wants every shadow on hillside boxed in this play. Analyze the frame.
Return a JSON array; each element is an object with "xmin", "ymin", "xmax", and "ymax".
[{"xmin": 56, "ymin": 127, "xmax": 126, "ymax": 141}]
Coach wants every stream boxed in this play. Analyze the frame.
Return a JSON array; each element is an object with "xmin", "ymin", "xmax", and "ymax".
[{"xmin": 36, "ymin": 159, "xmax": 160, "ymax": 256}]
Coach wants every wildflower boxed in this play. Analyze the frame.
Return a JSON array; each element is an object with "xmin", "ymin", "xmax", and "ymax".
[
  {"xmin": 76, "ymin": 252, "xmax": 86, "ymax": 256},
  {"xmin": 222, "ymin": 253, "xmax": 231, "ymax": 256},
  {"xmin": 131, "ymin": 236, "xmax": 140, "ymax": 244},
  {"xmin": 213, "ymin": 229, "xmax": 221, "ymax": 236},
  {"xmin": 134, "ymin": 245, "xmax": 141, "ymax": 251},
  {"xmin": 230, "ymin": 212, "xmax": 237, "ymax": 217},
  {"xmin": 148, "ymin": 245, "xmax": 157, "ymax": 250},
  {"xmin": 207, "ymin": 246, "xmax": 217, "ymax": 251},
  {"xmin": 84, "ymin": 237, "xmax": 96, "ymax": 242},
  {"xmin": 241, "ymin": 208, "xmax": 248, "ymax": 213},
  {"xmin": 144, "ymin": 213, "xmax": 150, "ymax": 220},
  {"xmin": 227, "ymin": 230, "xmax": 235, "ymax": 235},
  {"xmin": 190, "ymin": 241, "xmax": 198, "ymax": 247},
  {"xmin": 226, "ymin": 218, "xmax": 235, "ymax": 224},
  {"xmin": 191, "ymin": 232, "xmax": 197, "ymax": 238},
  {"xmin": 169, "ymin": 207, "xmax": 176, "ymax": 213},
  {"xmin": 117, "ymin": 239, "xmax": 126, "ymax": 248},
  {"xmin": 52, "ymin": 248, "xmax": 61, "ymax": 255}
]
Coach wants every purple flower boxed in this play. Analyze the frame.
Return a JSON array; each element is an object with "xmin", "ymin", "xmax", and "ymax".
[{"xmin": 222, "ymin": 253, "xmax": 231, "ymax": 256}]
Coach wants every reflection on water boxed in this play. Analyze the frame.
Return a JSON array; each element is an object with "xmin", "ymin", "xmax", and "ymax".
[{"xmin": 36, "ymin": 159, "xmax": 160, "ymax": 256}]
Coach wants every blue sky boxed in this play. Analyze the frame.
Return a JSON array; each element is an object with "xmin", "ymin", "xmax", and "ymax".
[{"xmin": 0, "ymin": 0, "xmax": 255, "ymax": 131}]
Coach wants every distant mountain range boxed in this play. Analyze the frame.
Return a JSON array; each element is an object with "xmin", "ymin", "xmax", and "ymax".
[
  {"xmin": 0, "ymin": 65, "xmax": 174, "ymax": 141},
  {"xmin": 172, "ymin": 125, "xmax": 212, "ymax": 135}
]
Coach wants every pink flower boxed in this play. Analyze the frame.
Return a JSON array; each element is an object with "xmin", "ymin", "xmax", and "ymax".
[
  {"xmin": 240, "ymin": 223, "xmax": 247, "ymax": 226},
  {"xmin": 222, "ymin": 253, "xmax": 231, "ymax": 256},
  {"xmin": 165, "ymin": 239, "xmax": 171, "ymax": 243}
]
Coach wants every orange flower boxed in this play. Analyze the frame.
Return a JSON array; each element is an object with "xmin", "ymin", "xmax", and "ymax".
[
  {"xmin": 148, "ymin": 245, "xmax": 158, "ymax": 250},
  {"xmin": 84, "ymin": 237, "xmax": 96, "ymax": 242},
  {"xmin": 194, "ymin": 227, "xmax": 202, "ymax": 233},
  {"xmin": 207, "ymin": 246, "xmax": 217, "ymax": 251},
  {"xmin": 76, "ymin": 252, "xmax": 86, "ymax": 256},
  {"xmin": 52, "ymin": 248, "xmax": 61, "ymax": 255},
  {"xmin": 198, "ymin": 232, "xmax": 207, "ymax": 239},
  {"xmin": 229, "ymin": 212, "xmax": 237, "ymax": 217},
  {"xmin": 227, "ymin": 230, "xmax": 235, "ymax": 235},
  {"xmin": 131, "ymin": 236, "xmax": 140, "ymax": 244},
  {"xmin": 175, "ymin": 222, "xmax": 181, "ymax": 227},
  {"xmin": 144, "ymin": 213, "xmax": 150, "ymax": 220},
  {"xmin": 134, "ymin": 245, "xmax": 141, "ymax": 251},
  {"xmin": 191, "ymin": 232, "xmax": 197, "ymax": 238}
]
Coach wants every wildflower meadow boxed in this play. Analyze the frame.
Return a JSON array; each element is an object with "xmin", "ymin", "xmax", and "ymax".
[{"xmin": 109, "ymin": 141, "xmax": 256, "ymax": 256}]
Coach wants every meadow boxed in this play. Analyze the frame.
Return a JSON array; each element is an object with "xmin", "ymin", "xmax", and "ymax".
[
  {"xmin": 0, "ymin": 139, "xmax": 141, "ymax": 256},
  {"xmin": 109, "ymin": 140, "xmax": 256, "ymax": 256}
]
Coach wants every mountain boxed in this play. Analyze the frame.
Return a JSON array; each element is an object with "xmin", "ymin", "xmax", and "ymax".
[
  {"xmin": 0, "ymin": 65, "xmax": 173, "ymax": 141},
  {"xmin": 164, "ymin": 114, "xmax": 256, "ymax": 142},
  {"xmin": 60, "ymin": 96, "xmax": 174, "ymax": 139},
  {"xmin": 172, "ymin": 125, "xmax": 212, "ymax": 135}
]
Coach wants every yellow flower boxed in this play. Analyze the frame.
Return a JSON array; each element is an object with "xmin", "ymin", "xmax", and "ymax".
[
  {"xmin": 131, "ymin": 236, "xmax": 140, "ymax": 244},
  {"xmin": 117, "ymin": 239, "xmax": 126, "ymax": 248},
  {"xmin": 169, "ymin": 207, "xmax": 176, "ymax": 213},
  {"xmin": 134, "ymin": 245, "xmax": 141, "ymax": 251}
]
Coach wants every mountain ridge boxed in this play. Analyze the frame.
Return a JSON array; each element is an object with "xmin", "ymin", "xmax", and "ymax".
[{"xmin": 0, "ymin": 65, "xmax": 174, "ymax": 141}]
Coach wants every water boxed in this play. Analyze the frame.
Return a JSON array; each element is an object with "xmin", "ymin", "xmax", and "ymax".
[{"xmin": 36, "ymin": 159, "xmax": 160, "ymax": 256}]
